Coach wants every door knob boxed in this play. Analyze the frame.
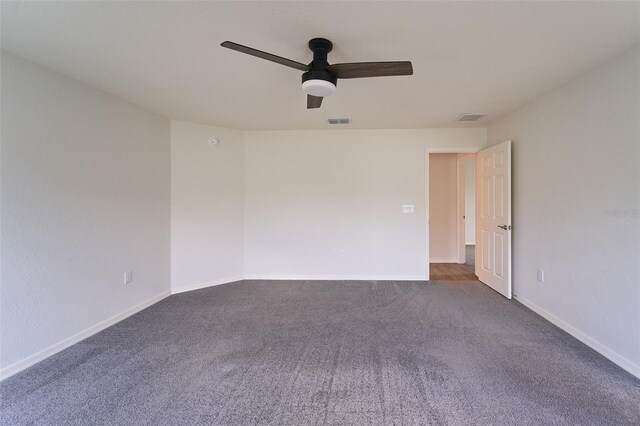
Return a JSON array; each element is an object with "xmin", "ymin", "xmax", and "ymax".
[{"xmin": 498, "ymin": 225, "xmax": 510, "ymax": 230}]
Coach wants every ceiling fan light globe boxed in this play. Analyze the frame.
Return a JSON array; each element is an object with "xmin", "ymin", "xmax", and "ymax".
[{"xmin": 302, "ymin": 79, "xmax": 336, "ymax": 97}]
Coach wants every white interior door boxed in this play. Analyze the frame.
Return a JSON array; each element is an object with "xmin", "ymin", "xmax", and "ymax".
[{"xmin": 476, "ymin": 141, "xmax": 512, "ymax": 298}]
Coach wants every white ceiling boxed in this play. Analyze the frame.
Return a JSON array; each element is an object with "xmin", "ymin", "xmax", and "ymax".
[{"xmin": 2, "ymin": 1, "xmax": 639, "ymax": 130}]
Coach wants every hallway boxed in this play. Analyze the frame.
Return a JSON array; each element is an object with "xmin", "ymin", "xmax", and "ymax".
[{"xmin": 430, "ymin": 245, "xmax": 476, "ymax": 281}]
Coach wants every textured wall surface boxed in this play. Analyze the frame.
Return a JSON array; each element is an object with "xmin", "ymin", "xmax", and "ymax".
[
  {"xmin": 244, "ymin": 129, "xmax": 486, "ymax": 279},
  {"xmin": 488, "ymin": 47, "xmax": 640, "ymax": 373},
  {"xmin": 1, "ymin": 52, "xmax": 171, "ymax": 369},
  {"xmin": 429, "ymin": 154, "xmax": 458, "ymax": 262},
  {"xmin": 170, "ymin": 120, "xmax": 244, "ymax": 293}
]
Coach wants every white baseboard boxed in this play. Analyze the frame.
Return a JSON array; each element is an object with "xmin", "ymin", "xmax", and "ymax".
[
  {"xmin": 429, "ymin": 258, "xmax": 459, "ymax": 263},
  {"xmin": 243, "ymin": 274, "xmax": 427, "ymax": 281},
  {"xmin": 514, "ymin": 294, "xmax": 640, "ymax": 379},
  {"xmin": 171, "ymin": 275, "xmax": 244, "ymax": 294},
  {"xmin": 6, "ymin": 281, "xmax": 635, "ymax": 384},
  {"xmin": 0, "ymin": 290, "xmax": 171, "ymax": 381},
  {"xmin": 465, "ymin": 242, "xmax": 475, "ymax": 246}
]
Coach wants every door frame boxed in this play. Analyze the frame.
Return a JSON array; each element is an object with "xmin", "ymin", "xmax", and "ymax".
[{"xmin": 425, "ymin": 148, "xmax": 479, "ymax": 280}]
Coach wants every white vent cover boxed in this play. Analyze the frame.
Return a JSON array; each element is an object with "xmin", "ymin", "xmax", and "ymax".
[
  {"xmin": 455, "ymin": 113, "xmax": 486, "ymax": 122},
  {"xmin": 327, "ymin": 117, "xmax": 351, "ymax": 125}
]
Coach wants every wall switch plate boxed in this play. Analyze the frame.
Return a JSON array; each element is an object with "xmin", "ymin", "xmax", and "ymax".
[
  {"xmin": 124, "ymin": 270, "xmax": 133, "ymax": 284},
  {"xmin": 339, "ymin": 248, "xmax": 346, "ymax": 256},
  {"xmin": 536, "ymin": 269, "xmax": 544, "ymax": 283},
  {"xmin": 402, "ymin": 205, "xmax": 414, "ymax": 213}
]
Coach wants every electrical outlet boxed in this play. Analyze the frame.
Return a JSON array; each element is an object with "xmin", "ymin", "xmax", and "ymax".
[
  {"xmin": 124, "ymin": 270, "xmax": 133, "ymax": 284},
  {"xmin": 402, "ymin": 205, "xmax": 415, "ymax": 213},
  {"xmin": 536, "ymin": 269, "xmax": 544, "ymax": 283},
  {"xmin": 339, "ymin": 248, "xmax": 346, "ymax": 256}
]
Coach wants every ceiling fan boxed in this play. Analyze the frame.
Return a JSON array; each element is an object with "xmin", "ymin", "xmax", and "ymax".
[{"xmin": 221, "ymin": 38, "xmax": 413, "ymax": 109}]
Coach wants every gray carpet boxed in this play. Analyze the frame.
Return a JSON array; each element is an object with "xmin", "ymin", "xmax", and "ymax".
[{"xmin": 1, "ymin": 280, "xmax": 639, "ymax": 425}]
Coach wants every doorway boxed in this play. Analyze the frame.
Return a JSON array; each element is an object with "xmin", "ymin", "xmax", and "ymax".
[
  {"xmin": 425, "ymin": 143, "xmax": 513, "ymax": 297},
  {"xmin": 428, "ymin": 152, "xmax": 477, "ymax": 281}
]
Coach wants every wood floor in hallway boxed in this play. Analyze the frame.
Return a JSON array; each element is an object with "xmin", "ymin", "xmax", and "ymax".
[
  {"xmin": 429, "ymin": 262, "xmax": 477, "ymax": 280},
  {"xmin": 430, "ymin": 245, "xmax": 476, "ymax": 280}
]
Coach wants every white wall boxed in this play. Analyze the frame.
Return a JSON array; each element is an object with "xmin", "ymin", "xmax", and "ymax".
[
  {"xmin": 487, "ymin": 46, "xmax": 640, "ymax": 376},
  {"xmin": 0, "ymin": 52, "xmax": 171, "ymax": 376},
  {"xmin": 244, "ymin": 129, "xmax": 486, "ymax": 279},
  {"xmin": 464, "ymin": 158, "xmax": 476, "ymax": 245},
  {"xmin": 170, "ymin": 120, "xmax": 244, "ymax": 293},
  {"xmin": 429, "ymin": 154, "xmax": 458, "ymax": 262}
]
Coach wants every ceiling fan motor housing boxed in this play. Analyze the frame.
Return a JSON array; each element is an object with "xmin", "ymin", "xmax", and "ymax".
[
  {"xmin": 302, "ymin": 38, "xmax": 337, "ymax": 93},
  {"xmin": 301, "ymin": 69, "xmax": 337, "ymax": 86}
]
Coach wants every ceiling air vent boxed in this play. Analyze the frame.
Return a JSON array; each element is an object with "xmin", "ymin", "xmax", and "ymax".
[
  {"xmin": 455, "ymin": 113, "xmax": 486, "ymax": 122},
  {"xmin": 327, "ymin": 117, "xmax": 351, "ymax": 125}
]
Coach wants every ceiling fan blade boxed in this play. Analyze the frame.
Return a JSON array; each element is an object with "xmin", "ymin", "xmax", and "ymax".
[
  {"xmin": 221, "ymin": 41, "xmax": 310, "ymax": 72},
  {"xmin": 307, "ymin": 95, "xmax": 323, "ymax": 109},
  {"xmin": 327, "ymin": 61, "xmax": 413, "ymax": 79}
]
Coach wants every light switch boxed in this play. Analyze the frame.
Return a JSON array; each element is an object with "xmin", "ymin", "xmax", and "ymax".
[{"xmin": 402, "ymin": 205, "xmax": 415, "ymax": 213}]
